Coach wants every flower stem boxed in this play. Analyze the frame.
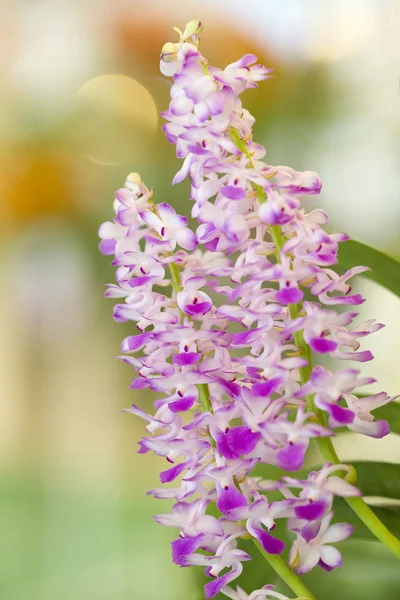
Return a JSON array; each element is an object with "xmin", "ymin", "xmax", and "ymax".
[
  {"xmin": 167, "ymin": 263, "xmax": 213, "ymax": 415},
  {"xmin": 253, "ymin": 541, "xmax": 317, "ymax": 600},
  {"xmin": 198, "ymin": 382, "xmax": 212, "ymax": 413},
  {"xmin": 345, "ymin": 497, "xmax": 400, "ymax": 559},
  {"xmin": 270, "ymin": 223, "xmax": 400, "ymax": 559},
  {"xmin": 168, "ymin": 262, "xmax": 182, "ymax": 292}
]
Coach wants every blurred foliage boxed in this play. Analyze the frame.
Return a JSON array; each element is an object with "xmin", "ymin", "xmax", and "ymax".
[
  {"xmin": 0, "ymin": 470, "xmax": 193, "ymax": 600},
  {"xmin": 337, "ymin": 240, "xmax": 400, "ymax": 298}
]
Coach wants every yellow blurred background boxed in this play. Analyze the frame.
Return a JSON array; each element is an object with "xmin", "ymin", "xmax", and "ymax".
[{"xmin": 0, "ymin": 1, "xmax": 399, "ymax": 599}]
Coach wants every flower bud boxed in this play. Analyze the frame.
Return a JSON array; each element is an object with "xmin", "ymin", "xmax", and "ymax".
[
  {"xmin": 182, "ymin": 20, "xmax": 203, "ymax": 39},
  {"xmin": 124, "ymin": 172, "xmax": 142, "ymax": 188},
  {"xmin": 161, "ymin": 41, "xmax": 179, "ymax": 62},
  {"xmin": 344, "ymin": 464, "xmax": 358, "ymax": 485}
]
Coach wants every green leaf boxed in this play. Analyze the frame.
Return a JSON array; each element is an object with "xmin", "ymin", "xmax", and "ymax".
[
  {"xmin": 352, "ymin": 461, "xmax": 400, "ymax": 500},
  {"xmin": 337, "ymin": 239, "xmax": 400, "ymax": 297},
  {"xmin": 334, "ymin": 498, "xmax": 400, "ymax": 540}
]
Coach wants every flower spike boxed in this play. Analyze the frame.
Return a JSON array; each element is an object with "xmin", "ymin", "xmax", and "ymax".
[{"xmin": 99, "ymin": 20, "xmax": 399, "ymax": 600}]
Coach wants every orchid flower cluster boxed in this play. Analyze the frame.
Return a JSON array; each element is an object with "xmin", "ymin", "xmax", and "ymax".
[{"xmin": 99, "ymin": 21, "xmax": 398, "ymax": 600}]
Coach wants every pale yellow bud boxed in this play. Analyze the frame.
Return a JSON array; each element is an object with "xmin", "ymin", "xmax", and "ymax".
[
  {"xmin": 124, "ymin": 172, "xmax": 142, "ymax": 193},
  {"xmin": 161, "ymin": 41, "xmax": 179, "ymax": 62},
  {"xmin": 125, "ymin": 172, "xmax": 142, "ymax": 186},
  {"xmin": 182, "ymin": 20, "xmax": 203, "ymax": 39}
]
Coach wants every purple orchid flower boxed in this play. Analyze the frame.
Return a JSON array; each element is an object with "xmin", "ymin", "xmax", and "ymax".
[{"xmin": 98, "ymin": 20, "xmax": 398, "ymax": 600}]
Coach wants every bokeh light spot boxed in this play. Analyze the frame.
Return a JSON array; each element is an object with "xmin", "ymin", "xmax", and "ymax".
[{"xmin": 76, "ymin": 74, "xmax": 158, "ymax": 165}]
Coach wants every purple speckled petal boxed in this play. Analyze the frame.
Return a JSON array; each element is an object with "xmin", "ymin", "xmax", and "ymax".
[
  {"xmin": 259, "ymin": 201, "xmax": 294, "ymax": 225},
  {"xmin": 325, "ymin": 402, "xmax": 355, "ymax": 425},
  {"xmin": 275, "ymin": 286, "xmax": 304, "ymax": 305},
  {"xmin": 173, "ymin": 352, "xmax": 201, "ymax": 366},
  {"xmin": 127, "ymin": 276, "xmax": 154, "ymax": 288},
  {"xmin": 177, "ymin": 289, "xmax": 213, "ymax": 316},
  {"xmin": 248, "ymin": 521, "xmax": 285, "ymax": 554},
  {"xmin": 277, "ymin": 444, "xmax": 305, "ymax": 471},
  {"xmin": 217, "ymin": 485, "xmax": 247, "ymax": 515},
  {"xmin": 216, "ymin": 426, "xmax": 261, "ymax": 459},
  {"xmin": 168, "ymin": 396, "xmax": 196, "ymax": 413},
  {"xmin": 215, "ymin": 431, "xmax": 239, "ymax": 460},
  {"xmin": 295, "ymin": 499, "xmax": 327, "ymax": 521},
  {"xmin": 121, "ymin": 333, "xmax": 152, "ymax": 352},
  {"xmin": 252, "ymin": 378, "xmax": 282, "ymax": 397},
  {"xmin": 171, "ymin": 535, "xmax": 204, "ymax": 566},
  {"xmin": 220, "ymin": 185, "xmax": 247, "ymax": 200},
  {"xmin": 218, "ymin": 379, "xmax": 241, "ymax": 397},
  {"xmin": 204, "ymin": 570, "xmax": 239, "ymax": 599},
  {"xmin": 137, "ymin": 441, "xmax": 150, "ymax": 454},
  {"xmin": 232, "ymin": 327, "xmax": 264, "ymax": 346},
  {"xmin": 160, "ymin": 461, "xmax": 189, "ymax": 483},
  {"xmin": 129, "ymin": 378, "xmax": 148, "ymax": 390},
  {"xmin": 301, "ymin": 519, "xmax": 321, "ymax": 542},
  {"xmin": 309, "ymin": 337, "xmax": 338, "ymax": 354},
  {"xmin": 228, "ymin": 426, "xmax": 261, "ymax": 455},
  {"xmin": 186, "ymin": 301, "xmax": 213, "ymax": 315}
]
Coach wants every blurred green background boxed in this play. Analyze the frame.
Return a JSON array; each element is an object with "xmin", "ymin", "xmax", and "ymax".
[{"xmin": 0, "ymin": 1, "xmax": 399, "ymax": 598}]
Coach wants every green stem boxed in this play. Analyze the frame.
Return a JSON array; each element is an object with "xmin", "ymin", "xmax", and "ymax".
[
  {"xmin": 167, "ymin": 263, "xmax": 213, "ymax": 414},
  {"xmin": 269, "ymin": 223, "xmax": 400, "ymax": 559},
  {"xmin": 253, "ymin": 541, "xmax": 316, "ymax": 600},
  {"xmin": 168, "ymin": 262, "xmax": 182, "ymax": 292},
  {"xmin": 198, "ymin": 382, "xmax": 212, "ymax": 413},
  {"xmin": 346, "ymin": 497, "xmax": 400, "ymax": 559}
]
